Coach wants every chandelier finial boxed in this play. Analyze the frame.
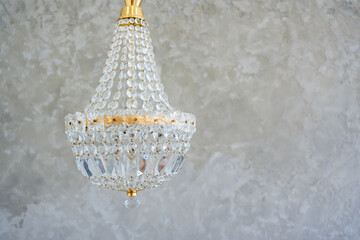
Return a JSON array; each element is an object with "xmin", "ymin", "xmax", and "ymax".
[{"xmin": 120, "ymin": 0, "xmax": 144, "ymax": 20}]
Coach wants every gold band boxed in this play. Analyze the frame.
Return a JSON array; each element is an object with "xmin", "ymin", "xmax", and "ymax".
[
  {"xmin": 86, "ymin": 115, "xmax": 176, "ymax": 126},
  {"xmin": 117, "ymin": 22, "xmax": 143, "ymax": 27}
]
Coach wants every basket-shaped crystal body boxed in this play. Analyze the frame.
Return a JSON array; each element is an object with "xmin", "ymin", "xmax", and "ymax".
[{"xmin": 65, "ymin": 18, "xmax": 196, "ymax": 192}]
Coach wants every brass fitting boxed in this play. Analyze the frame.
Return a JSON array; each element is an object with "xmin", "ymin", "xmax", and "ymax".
[
  {"xmin": 127, "ymin": 189, "xmax": 138, "ymax": 197},
  {"xmin": 120, "ymin": 0, "xmax": 144, "ymax": 20}
]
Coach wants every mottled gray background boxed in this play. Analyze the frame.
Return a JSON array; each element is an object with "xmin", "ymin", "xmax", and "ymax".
[{"xmin": 1, "ymin": 0, "xmax": 360, "ymax": 239}]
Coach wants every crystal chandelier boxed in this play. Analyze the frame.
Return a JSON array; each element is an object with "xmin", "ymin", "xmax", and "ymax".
[{"xmin": 65, "ymin": 0, "xmax": 196, "ymax": 207}]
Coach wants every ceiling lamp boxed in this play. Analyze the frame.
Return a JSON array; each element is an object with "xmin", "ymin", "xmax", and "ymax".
[{"xmin": 65, "ymin": 0, "xmax": 196, "ymax": 208}]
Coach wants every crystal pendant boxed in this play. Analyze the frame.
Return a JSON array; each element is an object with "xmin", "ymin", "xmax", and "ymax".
[
  {"xmin": 64, "ymin": 0, "xmax": 196, "ymax": 206},
  {"xmin": 124, "ymin": 197, "xmax": 141, "ymax": 208},
  {"xmin": 124, "ymin": 189, "xmax": 140, "ymax": 208}
]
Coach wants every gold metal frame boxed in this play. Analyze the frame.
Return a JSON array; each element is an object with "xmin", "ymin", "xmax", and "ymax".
[{"xmin": 86, "ymin": 115, "xmax": 177, "ymax": 126}]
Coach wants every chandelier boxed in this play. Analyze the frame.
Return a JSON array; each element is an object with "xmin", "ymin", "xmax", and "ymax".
[{"xmin": 64, "ymin": 0, "xmax": 196, "ymax": 207}]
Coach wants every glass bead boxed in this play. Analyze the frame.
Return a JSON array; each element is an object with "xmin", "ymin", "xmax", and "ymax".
[
  {"xmin": 100, "ymin": 75, "xmax": 106, "ymax": 83},
  {"xmin": 128, "ymin": 60, "xmax": 135, "ymax": 68},
  {"xmin": 136, "ymin": 54, "xmax": 143, "ymax": 62},
  {"xmin": 92, "ymin": 93, "xmax": 100, "ymax": 102},
  {"xmin": 138, "ymin": 72, "xmax": 145, "ymax": 80},
  {"xmin": 111, "ymin": 62, "xmax": 118, "ymax": 70},
  {"xmin": 128, "ymin": 52, "xmax": 135, "ymax": 59},
  {"xmin": 156, "ymin": 83, "xmax": 164, "ymax": 91},
  {"xmin": 126, "ymin": 89, "xmax": 136, "ymax": 98},
  {"xmin": 127, "ymin": 78, "xmax": 137, "ymax": 87},
  {"xmin": 109, "ymin": 71, "xmax": 116, "ymax": 79},
  {"xmin": 126, "ymin": 99, "xmax": 138, "ymax": 109},
  {"xmin": 159, "ymin": 92, "xmax": 168, "ymax": 101},
  {"xmin": 97, "ymin": 101, "xmax": 106, "ymax": 110},
  {"xmin": 148, "ymin": 82, "xmax": 157, "ymax": 91},
  {"xmin": 103, "ymin": 90, "xmax": 111, "ymax": 99},
  {"xmin": 146, "ymin": 73, "xmax": 152, "ymax": 81},
  {"xmin": 127, "ymin": 69, "xmax": 136, "ymax": 77},
  {"xmin": 95, "ymin": 84, "xmax": 104, "ymax": 93},
  {"xmin": 120, "ymin": 54, "xmax": 126, "ymax": 62},
  {"xmin": 117, "ymin": 81, "xmax": 123, "ymax": 90},
  {"xmin": 139, "ymin": 81, "xmax": 146, "ymax": 90},
  {"xmin": 152, "ymin": 93, "xmax": 160, "ymax": 102},
  {"xmin": 135, "ymin": 46, "xmax": 142, "ymax": 53},
  {"xmin": 143, "ymin": 102, "xmax": 154, "ymax": 112},
  {"xmin": 137, "ymin": 62, "xmax": 144, "ymax": 70},
  {"xmin": 103, "ymin": 66, "xmax": 109, "ymax": 74},
  {"xmin": 128, "ymin": 44, "xmax": 135, "ymax": 51},
  {"xmin": 119, "ymin": 71, "xmax": 124, "ymax": 80},
  {"xmin": 113, "ymin": 91, "xmax": 121, "ymax": 100},
  {"xmin": 140, "ymin": 90, "xmax": 151, "ymax": 101},
  {"xmin": 107, "ymin": 80, "xmax": 114, "ymax": 88},
  {"xmin": 108, "ymin": 101, "xmax": 119, "ymax": 110},
  {"xmin": 156, "ymin": 103, "xmax": 166, "ymax": 111}
]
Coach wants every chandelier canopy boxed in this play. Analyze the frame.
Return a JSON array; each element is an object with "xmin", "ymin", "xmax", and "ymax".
[{"xmin": 65, "ymin": 0, "xmax": 196, "ymax": 207}]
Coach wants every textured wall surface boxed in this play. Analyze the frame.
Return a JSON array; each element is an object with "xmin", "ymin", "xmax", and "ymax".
[{"xmin": 1, "ymin": 0, "xmax": 360, "ymax": 239}]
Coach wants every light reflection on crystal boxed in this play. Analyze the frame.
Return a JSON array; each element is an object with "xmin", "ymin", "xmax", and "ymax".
[
  {"xmin": 82, "ymin": 159, "xmax": 92, "ymax": 177},
  {"xmin": 171, "ymin": 155, "xmax": 184, "ymax": 174}
]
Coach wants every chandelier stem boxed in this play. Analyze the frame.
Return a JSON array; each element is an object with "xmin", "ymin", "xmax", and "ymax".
[{"xmin": 120, "ymin": 0, "xmax": 144, "ymax": 20}]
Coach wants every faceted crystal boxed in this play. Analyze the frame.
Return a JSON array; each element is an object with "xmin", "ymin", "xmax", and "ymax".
[
  {"xmin": 108, "ymin": 101, "xmax": 119, "ymax": 110},
  {"xmin": 124, "ymin": 196, "xmax": 140, "ymax": 208},
  {"xmin": 126, "ymin": 98, "xmax": 138, "ymax": 109},
  {"xmin": 127, "ymin": 69, "xmax": 136, "ymax": 77},
  {"xmin": 97, "ymin": 101, "xmax": 106, "ymax": 110},
  {"xmin": 113, "ymin": 91, "xmax": 121, "ymax": 100},
  {"xmin": 143, "ymin": 102, "xmax": 154, "ymax": 112},
  {"xmin": 139, "ymin": 81, "xmax": 146, "ymax": 90},
  {"xmin": 140, "ymin": 91, "xmax": 151, "ymax": 101},
  {"xmin": 159, "ymin": 92, "xmax": 168, "ymax": 101},
  {"xmin": 127, "ymin": 78, "xmax": 137, "ymax": 87}
]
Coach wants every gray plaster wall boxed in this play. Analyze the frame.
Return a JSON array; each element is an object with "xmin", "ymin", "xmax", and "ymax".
[{"xmin": 1, "ymin": 0, "xmax": 360, "ymax": 239}]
